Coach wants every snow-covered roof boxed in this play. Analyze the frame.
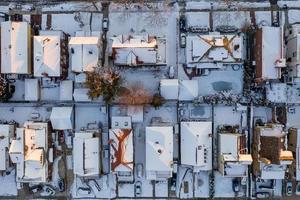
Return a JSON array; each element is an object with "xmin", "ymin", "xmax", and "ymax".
[
  {"xmin": 111, "ymin": 34, "xmax": 166, "ymax": 66},
  {"xmin": 33, "ymin": 34, "xmax": 61, "ymax": 77},
  {"xmin": 9, "ymin": 122, "xmax": 50, "ymax": 183},
  {"xmin": 127, "ymin": 106, "xmax": 143, "ymax": 123},
  {"xmin": 265, "ymin": 83, "xmax": 287, "ymax": 103},
  {"xmin": 73, "ymin": 88, "xmax": 91, "ymax": 102},
  {"xmin": 255, "ymin": 26, "xmax": 284, "ymax": 80},
  {"xmin": 73, "ymin": 132, "xmax": 100, "ymax": 177},
  {"xmin": 179, "ymin": 80, "xmax": 199, "ymax": 101},
  {"xmin": 109, "ymin": 128, "xmax": 133, "ymax": 172},
  {"xmin": 24, "ymin": 79, "xmax": 40, "ymax": 101},
  {"xmin": 111, "ymin": 116, "xmax": 132, "ymax": 129},
  {"xmin": 60, "ymin": 80, "xmax": 73, "ymax": 101},
  {"xmin": 186, "ymin": 33, "xmax": 244, "ymax": 68},
  {"xmin": 160, "ymin": 79, "xmax": 179, "ymax": 100},
  {"xmin": 0, "ymin": 124, "xmax": 14, "ymax": 171},
  {"xmin": 1, "ymin": 21, "xmax": 31, "ymax": 74},
  {"xmin": 69, "ymin": 36, "xmax": 100, "ymax": 72},
  {"xmin": 180, "ymin": 121, "xmax": 212, "ymax": 171},
  {"xmin": 145, "ymin": 126, "xmax": 173, "ymax": 180},
  {"xmin": 50, "ymin": 107, "xmax": 73, "ymax": 130}
]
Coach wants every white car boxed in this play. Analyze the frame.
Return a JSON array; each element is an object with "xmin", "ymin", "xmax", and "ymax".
[
  {"xmin": 136, "ymin": 163, "xmax": 143, "ymax": 178},
  {"xmin": 180, "ymin": 32, "xmax": 186, "ymax": 48},
  {"xmin": 102, "ymin": 18, "xmax": 109, "ymax": 31}
]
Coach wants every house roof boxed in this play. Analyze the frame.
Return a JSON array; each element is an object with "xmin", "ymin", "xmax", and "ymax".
[
  {"xmin": 180, "ymin": 121, "xmax": 212, "ymax": 170},
  {"xmin": 186, "ymin": 33, "xmax": 244, "ymax": 68},
  {"xmin": 73, "ymin": 88, "xmax": 91, "ymax": 102},
  {"xmin": 109, "ymin": 128, "xmax": 133, "ymax": 172},
  {"xmin": 179, "ymin": 80, "xmax": 199, "ymax": 101},
  {"xmin": 0, "ymin": 124, "xmax": 14, "ymax": 171},
  {"xmin": 160, "ymin": 79, "xmax": 179, "ymax": 100},
  {"xmin": 111, "ymin": 34, "xmax": 162, "ymax": 66},
  {"xmin": 257, "ymin": 26, "xmax": 283, "ymax": 80},
  {"xmin": 1, "ymin": 21, "xmax": 31, "ymax": 74},
  {"xmin": 50, "ymin": 107, "xmax": 73, "ymax": 130},
  {"xmin": 9, "ymin": 122, "xmax": 49, "ymax": 183},
  {"xmin": 145, "ymin": 126, "xmax": 173, "ymax": 173},
  {"xmin": 33, "ymin": 35, "xmax": 61, "ymax": 77},
  {"xmin": 69, "ymin": 36, "xmax": 100, "ymax": 72},
  {"xmin": 73, "ymin": 132, "xmax": 100, "ymax": 177}
]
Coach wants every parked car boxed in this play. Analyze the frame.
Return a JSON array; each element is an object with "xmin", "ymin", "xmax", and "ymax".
[
  {"xmin": 232, "ymin": 178, "xmax": 240, "ymax": 193},
  {"xmin": 135, "ymin": 181, "xmax": 142, "ymax": 197},
  {"xmin": 216, "ymin": 25, "xmax": 238, "ymax": 33},
  {"xmin": 168, "ymin": 66, "xmax": 175, "ymax": 79},
  {"xmin": 296, "ymin": 182, "xmax": 300, "ymax": 195},
  {"xmin": 136, "ymin": 163, "xmax": 143, "ymax": 178},
  {"xmin": 58, "ymin": 178, "xmax": 65, "ymax": 192},
  {"xmin": 102, "ymin": 17, "xmax": 109, "ymax": 31},
  {"xmin": 179, "ymin": 16, "xmax": 186, "ymax": 32},
  {"xmin": 286, "ymin": 181, "xmax": 293, "ymax": 196},
  {"xmin": 29, "ymin": 184, "xmax": 43, "ymax": 193},
  {"xmin": 180, "ymin": 32, "xmax": 186, "ymax": 48},
  {"xmin": 189, "ymin": 26, "xmax": 209, "ymax": 33},
  {"xmin": 256, "ymin": 192, "xmax": 270, "ymax": 198},
  {"xmin": 43, "ymin": 185, "xmax": 56, "ymax": 196},
  {"xmin": 77, "ymin": 187, "xmax": 92, "ymax": 195}
]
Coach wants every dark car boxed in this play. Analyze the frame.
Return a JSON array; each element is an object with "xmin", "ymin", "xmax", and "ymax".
[
  {"xmin": 58, "ymin": 178, "xmax": 65, "ymax": 192},
  {"xmin": 232, "ymin": 178, "xmax": 240, "ymax": 193},
  {"xmin": 179, "ymin": 16, "xmax": 186, "ymax": 32}
]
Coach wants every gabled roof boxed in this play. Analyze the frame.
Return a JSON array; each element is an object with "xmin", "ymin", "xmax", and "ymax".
[
  {"xmin": 69, "ymin": 36, "xmax": 100, "ymax": 72},
  {"xmin": 73, "ymin": 132, "xmax": 100, "ymax": 177},
  {"xmin": 33, "ymin": 35, "xmax": 61, "ymax": 77},
  {"xmin": 1, "ymin": 21, "xmax": 31, "ymax": 74},
  {"xmin": 109, "ymin": 128, "xmax": 133, "ymax": 172},
  {"xmin": 180, "ymin": 121, "xmax": 212, "ymax": 170}
]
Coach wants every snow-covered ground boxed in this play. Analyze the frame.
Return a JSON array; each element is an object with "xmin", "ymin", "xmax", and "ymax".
[{"xmin": 0, "ymin": 169, "xmax": 18, "ymax": 196}]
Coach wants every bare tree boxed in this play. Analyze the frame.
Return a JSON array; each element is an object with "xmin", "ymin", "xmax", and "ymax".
[{"xmin": 118, "ymin": 81, "xmax": 152, "ymax": 105}]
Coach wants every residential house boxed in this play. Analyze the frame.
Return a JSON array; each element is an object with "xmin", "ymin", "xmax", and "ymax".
[
  {"xmin": 180, "ymin": 121, "xmax": 212, "ymax": 172},
  {"xmin": 0, "ymin": 124, "xmax": 15, "ymax": 172},
  {"xmin": 73, "ymin": 131, "xmax": 101, "ymax": 177},
  {"xmin": 252, "ymin": 124, "xmax": 293, "ymax": 179},
  {"xmin": 185, "ymin": 33, "xmax": 244, "ymax": 69},
  {"xmin": 111, "ymin": 34, "xmax": 166, "ymax": 66},
  {"xmin": 145, "ymin": 126, "xmax": 173, "ymax": 180},
  {"xmin": 1, "ymin": 21, "xmax": 32, "ymax": 74},
  {"xmin": 9, "ymin": 121, "xmax": 53, "ymax": 183},
  {"xmin": 69, "ymin": 36, "xmax": 100, "ymax": 72},
  {"xmin": 254, "ymin": 26, "xmax": 286, "ymax": 82},
  {"xmin": 109, "ymin": 116, "xmax": 133, "ymax": 182}
]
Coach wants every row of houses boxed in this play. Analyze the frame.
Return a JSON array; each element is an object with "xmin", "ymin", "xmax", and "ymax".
[
  {"xmin": 184, "ymin": 25, "xmax": 300, "ymax": 83},
  {"xmin": 0, "ymin": 21, "xmax": 166, "ymax": 77}
]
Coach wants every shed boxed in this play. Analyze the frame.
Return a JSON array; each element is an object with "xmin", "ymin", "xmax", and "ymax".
[
  {"xmin": 50, "ymin": 107, "xmax": 73, "ymax": 130},
  {"xmin": 60, "ymin": 80, "xmax": 73, "ymax": 101},
  {"xmin": 25, "ymin": 79, "xmax": 40, "ymax": 101},
  {"xmin": 160, "ymin": 79, "xmax": 179, "ymax": 100},
  {"xmin": 179, "ymin": 80, "xmax": 199, "ymax": 101}
]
